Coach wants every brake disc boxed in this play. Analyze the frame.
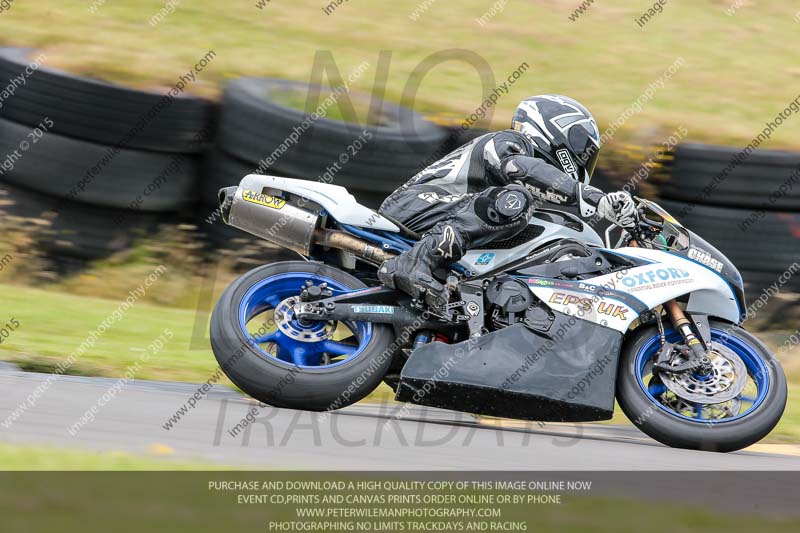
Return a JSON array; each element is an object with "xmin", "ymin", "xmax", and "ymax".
[
  {"xmin": 274, "ymin": 296, "xmax": 338, "ymax": 343},
  {"xmin": 661, "ymin": 395, "xmax": 742, "ymax": 420},
  {"xmin": 661, "ymin": 343, "xmax": 748, "ymax": 404}
]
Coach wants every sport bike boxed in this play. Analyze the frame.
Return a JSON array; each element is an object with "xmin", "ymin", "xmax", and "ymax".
[{"xmin": 210, "ymin": 174, "xmax": 787, "ymax": 452}]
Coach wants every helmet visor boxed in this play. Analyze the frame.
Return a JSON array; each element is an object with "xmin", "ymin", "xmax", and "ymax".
[
  {"xmin": 582, "ymin": 142, "xmax": 600, "ymax": 177},
  {"xmin": 569, "ymin": 125, "xmax": 600, "ymax": 178}
]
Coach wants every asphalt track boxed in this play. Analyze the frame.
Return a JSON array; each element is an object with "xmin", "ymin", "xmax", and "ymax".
[
  {"xmin": 0, "ymin": 363, "xmax": 798, "ymax": 472},
  {"xmin": 2, "ymin": 363, "xmax": 800, "ymax": 520}
]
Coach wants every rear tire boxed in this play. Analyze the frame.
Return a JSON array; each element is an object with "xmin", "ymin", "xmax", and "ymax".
[{"xmin": 210, "ymin": 261, "xmax": 396, "ymax": 411}]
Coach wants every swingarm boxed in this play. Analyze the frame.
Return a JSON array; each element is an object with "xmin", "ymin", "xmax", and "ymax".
[{"xmin": 293, "ymin": 286, "xmax": 460, "ymax": 334}]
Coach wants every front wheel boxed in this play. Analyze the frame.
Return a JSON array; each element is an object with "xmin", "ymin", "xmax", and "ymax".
[
  {"xmin": 617, "ymin": 320, "xmax": 787, "ymax": 452},
  {"xmin": 210, "ymin": 261, "xmax": 396, "ymax": 411}
]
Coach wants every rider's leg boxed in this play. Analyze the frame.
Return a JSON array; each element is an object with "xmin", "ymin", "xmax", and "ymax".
[{"xmin": 378, "ymin": 184, "xmax": 534, "ymax": 304}]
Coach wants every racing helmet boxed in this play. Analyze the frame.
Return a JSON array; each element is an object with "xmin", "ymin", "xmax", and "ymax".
[{"xmin": 511, "ymin": 95, "xmax": 601, "ymax": 184}]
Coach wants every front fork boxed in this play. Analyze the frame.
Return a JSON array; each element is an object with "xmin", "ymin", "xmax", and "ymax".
[
  {"xmin": 664, "ymin": 300, "xmax": 711, "ymax": 370},
  {"xmin": 629, "ymin": 240, "xmax": 712, "ymax": 373}
]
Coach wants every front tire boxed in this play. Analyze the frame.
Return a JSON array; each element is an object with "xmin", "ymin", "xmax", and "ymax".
[
  {"xmin": 617, "ymin": 320, "xmax": 787, "ymax": 452},
  {"xmin": 210, "ymin": 261, "xmax": 395, "ymax": 411}
]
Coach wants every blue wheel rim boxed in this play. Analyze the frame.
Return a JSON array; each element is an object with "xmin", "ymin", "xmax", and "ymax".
[
  {"xmin": 634, "ymin": 327, "xmax": 769, "ymax": 424},
  {"xmin": 238, "ymin": 273, "xmax": 373, "ymax": 368}
]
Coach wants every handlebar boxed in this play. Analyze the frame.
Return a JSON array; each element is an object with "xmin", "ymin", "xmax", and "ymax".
[{"xmin": 604, "ymin": 199, "xmax": 665, "ymax": 248}]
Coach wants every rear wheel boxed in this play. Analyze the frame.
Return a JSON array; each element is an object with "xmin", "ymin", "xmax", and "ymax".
[
  {"xmin": 210, "ymin": 261, "xmax": 396, "ymax": 411},
  {"xmin": 617, "ymin": 320, "xmax": 787, "ymax": 452}
]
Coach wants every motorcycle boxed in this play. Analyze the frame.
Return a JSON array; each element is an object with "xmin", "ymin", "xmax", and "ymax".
[{"xmin": 210, "ymin": 174, "xmax": 787, "ymax": 452}]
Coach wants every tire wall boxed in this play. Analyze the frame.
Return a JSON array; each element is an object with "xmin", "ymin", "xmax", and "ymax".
[
  {"xmin": 0, "ymin": 50, "xmax": 454, "ymax": 269},
  {"xmin": 0, "ymin": 47, "xmax": 798, "ymax": 299},
  {"xmin": 656, "ymin": 143, "xmax": 800, "ymax": 298}
]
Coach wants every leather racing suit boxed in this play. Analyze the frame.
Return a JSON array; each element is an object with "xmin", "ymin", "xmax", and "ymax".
[{"xmin": 377, "ymin": 129, "xmax": 609, "ymax": 304}]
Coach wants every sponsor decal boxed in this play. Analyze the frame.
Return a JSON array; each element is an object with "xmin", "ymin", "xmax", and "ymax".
[
  {"xmin": 526, "ymin": 184, "xmax": 569, "ymax": 204},
  {"xmin": 621, "ymin": 268, "xmax": 692, "ymax": 293},
  {"xmin": 242, "ymin": 190, "xmax": 286, "ymax": 209},
  {"xmin": 687, "ymin": 246, "xmax": 724, "ymax": 273},
  {"xmin": 549, "ymin": 292, "xmax": 629, "ymax": 320},
  {"xmin": 417, "ymin": 191, "xmax": 463, "ymax": 204},
  {"xmin": 435, "ymin": 226, "xmax": 456, "ymax": 258},
  {"xmin": 475, "ymin": 252, "xmax": 495, "ymax": 266},
  {"xmin": 556, "ymin": 148, "xmax": 577, "ymax": 174},
  {"xmin": 527, "ymin": 278, "xmax": 555, "ymax": 286},
  {"xmin": 352, "ymin": 305, "xmax": 394, "ymax": 314}
]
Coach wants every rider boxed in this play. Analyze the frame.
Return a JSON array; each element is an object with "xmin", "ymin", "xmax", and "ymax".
[{"xmin": 377, "ymin": 94, "xmax": 638, "ymax": 305}]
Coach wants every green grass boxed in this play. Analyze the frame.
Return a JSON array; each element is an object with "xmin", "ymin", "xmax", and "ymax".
[
  {"xmin": 0, "ymin": 283, "xmax": 218, "ymax": 383},
  {"xmin": 0, "ymin": 1, "xmax": 797, "ymax": 148}
]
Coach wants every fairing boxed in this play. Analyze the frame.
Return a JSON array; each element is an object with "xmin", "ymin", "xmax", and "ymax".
[
  {"xmin": 458, "ymin": 209, "xmax": 604, "ymax": 276},
  {"xmin": 524, "ymin": 246, "xmax": 742, "ymax": 332}
]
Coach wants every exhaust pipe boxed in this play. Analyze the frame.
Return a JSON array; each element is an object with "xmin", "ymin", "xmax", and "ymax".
[
  {"xmin": 312, "ymin": 229, "xmax": 394, "ymax": 264},
  {"xmin": 218, "ymin": 187, "xmax": 236, "ymax": 224},
  {"xmin": 218, "ymin": 185, "xmax": 395, "ymax": 264},
  {"xmin": 218, "ymin": 186, "xmax": 319, "ymax": 255}
]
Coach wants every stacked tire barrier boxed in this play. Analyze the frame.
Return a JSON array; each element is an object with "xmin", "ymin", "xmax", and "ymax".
[
  {"xmin": 0, "ymin": 181, "xmax": 162, "ymax": 266},
  {"xmin": 0, "ymin": 52, "xmax": 456, "ymax": 272},
  {"xmin": 197, "ymin": 77, "xmax": 450, "ymax": 265},
  {"xmin": 658, "ymin": 143, "xmax": 800, "ymax": 297},
  {"xmin": 0, "ymin": 47, "xmax": 215, "ymax": 269},
  {"xmin": 1, "ymin": 46, "xmax": 798, "ymax": 294},
  {"xmin": 207, "ymin": 78, "xmax": 449, "ymax": 209}
]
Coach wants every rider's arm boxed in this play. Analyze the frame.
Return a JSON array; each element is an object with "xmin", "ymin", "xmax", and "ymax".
[
  {"xmin": 482, "ymin": 131, "xmax": 603, "ymax": 218},
  {"xmin": 502, "ymin": 156, "xmax": 604, "ymax": 218}
]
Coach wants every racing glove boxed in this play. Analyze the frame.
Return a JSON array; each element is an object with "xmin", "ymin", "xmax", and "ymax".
[{"xmin": 597, "ymin": 191, "xmax": 638, "ymax": 229}]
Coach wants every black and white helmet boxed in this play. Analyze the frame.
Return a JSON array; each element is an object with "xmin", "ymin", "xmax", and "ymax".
[{"xmin": 511, "ymin": 95, "xmax": 601, "ymax": 184}]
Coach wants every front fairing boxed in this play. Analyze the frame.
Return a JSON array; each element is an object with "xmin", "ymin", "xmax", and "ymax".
[
  {"xmin": 634, "ymin": 199, "xmax": 746, "ymax": 321},
  {"xmin": 676, "ymin": 231, "xmax": 746, "ymax": 319}
]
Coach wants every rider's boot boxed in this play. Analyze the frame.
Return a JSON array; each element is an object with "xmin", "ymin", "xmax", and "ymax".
[{"xmin": 378, "ymin": 223, "xmax": 463, "ymax": 308}]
